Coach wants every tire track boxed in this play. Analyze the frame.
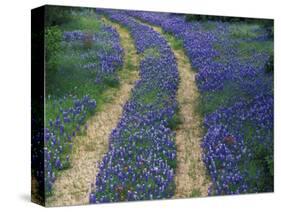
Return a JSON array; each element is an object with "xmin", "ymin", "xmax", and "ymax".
[
  {"xmin": 46, "ymin": 19, "xmax": 139, "ymax": 207},
  {"xmin": 137, "ymin": 21, "xmax": 210, "ymax": 198}
]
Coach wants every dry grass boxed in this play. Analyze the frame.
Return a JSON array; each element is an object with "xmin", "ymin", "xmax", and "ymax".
[
  {"xmin": 148, "ymin": 24, "xmax": 210, "ymax": 198},
  {"xmin": 46, "ymin": 18, "xmax": 139, "ymax": 207}
]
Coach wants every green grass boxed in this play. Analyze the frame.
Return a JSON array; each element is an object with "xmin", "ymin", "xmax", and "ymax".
[
  {"xmin": 46, "ymin": 11, "xmax": 102, "ymax": 92},
  {"xmin": 164, "ymin": 32, "xmax": 184, "ymax": 50},
  {"xmin": 232, "ymin": 24, "xmax": 273, "ymax": 64},
  {"xmin": 46, "ymin": 48, "xmax": 118, "ymax": 113},
  {"xmin": 196, "ymin": 82, "xmax": 239, "ymax": 116},
  {"xmin": 238, "ymin": 121, "xmax": 274, "ymax": 192},
  {"xmin": 237, "ymin": 40, "xmax": 273, "ymax": 60},
  {"xmin": 213, "ymin": 22, "xmax": 273, "ymax": 66},
  {"xmin": 229, "ymin": 23, "xmax": 260, "ymax": 39},
  {"xmin": 60, "ymin": 15, "xmax": 100, "ymax": 33},
  {"xmin": 141, "ymin": 47, "xmax": 161, "ymax": 59},
  {"xmin": 201, "ymin": 21, "xmax": 217, "ymax": 31},
  {"xmin": 189, "ymin": 188, "xmax": 202, "ymax": 197},
  {"xmin": 167, "ymin": 106, "xmax": 183, "ymax": 130},
  {"xmin": 45, "ymin": 11, "xmax": 132, "ymax": 138},
  {"xmin": 137, "ymin": 88, "xmax": 159, "ymax": 105},
  {"xmin": 45, "ymin": 11, "xmax": 142, "ymax": 129},
  {"xmin": 126, "ymin": 55, "xmax": 135, "ymax": 70},
  {"xmin": 204, "ymin": 22, "xmax": 273, "ymax": 125}
]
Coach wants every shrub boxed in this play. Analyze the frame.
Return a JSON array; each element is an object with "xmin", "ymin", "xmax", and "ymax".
[
  {"xmin": 45, "ymin": 6, "xmax": 74, "ymax": 27},
  {"xmin": 45, "ymin": 26, "xmax": 62, "ymax": 81}
]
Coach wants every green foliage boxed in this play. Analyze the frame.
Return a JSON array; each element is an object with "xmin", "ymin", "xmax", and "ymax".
[
  {"xmin": 141, "ymin": 47, "xmax": 161, "ymax": 59},
  {"xmin": 45, "ymin": 26, "xmax": 62, "ymax": 82},
  {"xmin": 190, "ymin": 188, "xmax": 202, "ymax": 197},
  {"xmin": 185, "ymin": 13, "xmax": 273, "ymax": 41},
  {"xmin": 229, "ymin": 23, "xmax": 260, "ymax": 39},
  {"xmin": 243, "ymin": 143, "xmax": 274, "ymax": 191},
  {"xmin": 196, "ymin": 83, "xmax": 237, "ymax": 116},
  {"xmin": 62, "ymin": 16, "xmax": 100, "ymax": 33},
  {"xmin": 45, "ymin": 6, "xmax": 75, "ymax": 27},
  {"xmin": 45, "ymin": 11, "xmax": 117, "ymax": 123},
  {"xmin": 182, "ymin": 14, "xmax": 274, "ymax": 194},
  {"xmin": 212, "ymin": 21, "xmax": 273, "ymax": 70},
  {"xmin": 167, "ymin": 106, "xmax": 183, "ymax": 130},
  {"xmin": 201, "ymin": 21, "xmax": 217, "ymax": 31},
  {"xmin": 45, "ymin": 26, "xmax": 62, "ymax": 61},
  {"xmin": 163, "ymin": 32, "xmax": 184, "ymax": 50},
  {"xmin": 126, "ymin": 56, "xmax": 135, "ymax": 70},
  {"xmin": 168, "ymin": 158, "xmax": 177, "ymax": 170},
  {"xmin": 103, "ymin": 75, "xmax": 120, "ymax": 88},
  {"xmin": 237, "ymin": 40, "xmax": 273, "ymax": 55},
  {"xmin": 138, "ymin": 89, "xmax": 159, "ymax": 104},
  {"xmin": 185, "ymin": 14, "xmax": 273, "ymax": 40},
  {"xmin": 241, "ymin": 123, "xmax": 274, "ymax": 192}
]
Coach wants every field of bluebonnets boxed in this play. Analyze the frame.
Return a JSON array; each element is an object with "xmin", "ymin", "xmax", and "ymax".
[{"xmin": 31, "ymin": 6, "xmax": 273, "ymax": 206}]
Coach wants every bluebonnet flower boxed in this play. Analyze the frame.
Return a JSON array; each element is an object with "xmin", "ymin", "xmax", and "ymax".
[
  {"xmin": 125, "ymin": 10, "xmax": 273, "ymax": 195},
  {"xmin": 90, "ymin": 10, "xmax": 178, "ymax": 203}
]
